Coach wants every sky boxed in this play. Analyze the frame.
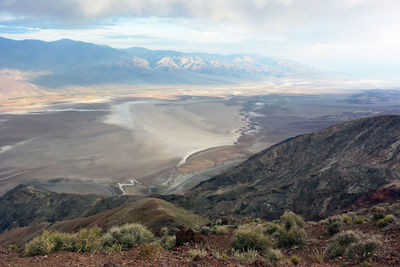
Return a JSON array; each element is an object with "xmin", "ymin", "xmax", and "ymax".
[{"xmin": 0, "ymin": 0, "xmax": 400, "ymax": 80}]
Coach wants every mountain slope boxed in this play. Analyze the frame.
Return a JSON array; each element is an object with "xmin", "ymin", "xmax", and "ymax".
[
  {"xmin": 178, "ymin": 115, "xmax": 400, "ymax": 220},
  {"xmin": 0, "ymin": 198, "xmax": 206, "ymax": 248},
  {"xmin": 0, "ymin": 185, "xmax": 133, "ymax": 233},
  {"xmin": 0, "ymin": 37, "xmax": 317, "ymax": 88}
]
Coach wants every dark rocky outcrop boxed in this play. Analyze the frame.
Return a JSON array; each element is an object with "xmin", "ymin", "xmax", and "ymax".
[
  {"xmin": 179, "ymin": 115, "xmax": 400, "ymax": 220},
  {"xmin": 175, "ymin": 228, "xmax": 202, "ymax": 247}
]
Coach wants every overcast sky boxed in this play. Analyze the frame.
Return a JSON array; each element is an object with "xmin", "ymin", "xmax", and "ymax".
[{"xmin": 0, "ymin": 0, "xmax": 399, "ymax": 79}]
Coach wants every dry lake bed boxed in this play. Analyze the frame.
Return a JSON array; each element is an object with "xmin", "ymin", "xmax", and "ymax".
[{"xmin": 1, "ymin": 92, "xmax": 399, "ymax": 196}]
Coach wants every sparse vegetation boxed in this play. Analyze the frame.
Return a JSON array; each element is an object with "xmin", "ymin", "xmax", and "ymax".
[
  {"xmin": 312, "ymin": 248, "xmax": 326, "ymax": 264},
  {"xmin": 69, "ymin": 227, "xmax": 101, "ymax": 253},
  {"xmin": 231, "ymin": 230, "xmax": 271, "ymax": 252},
  {"xmin": 232, "ymin": 249, "xmax": 260, "ymax": 264},
  {"xmin": 376, "ymin": 214, "xmax": 395, "ymax": 227},
  {"xmin": 273, "ymin": 224, "xmax": 307, "ymax": 248},
  {"xmin": 342, "ymin": 215, "xmax": 352, "ymax": 224},
  {"xmin": 211, "ymin": 225, "xmax": 231, "ymax": 235},
  {"xmin": 265, "ymin": 248, "xmax": 283, "ymax": 265},
  {"xmin": 327, "ymin": 230, "xmax": 381, "ymax": 262},
  {"xmin": 139, "ymin": 244, "xmax": 160, "ymax": 258},
  {"xmin": 325, "ymin": 216, "xmax": 344, "ymax": 235},
  {"xmin": 272, "ymin": 212, "xmax": 307, "ymax": 248},
  {"xmin": 25, "ymin": 231, "xmax": 71, "ymax": 256},
  {"xmin": 157, "ymin": 235, "xmax": 176, "ymax": 250},
  {"xmin": 280, "ymin": 211, "xmax": 304, "ymax": 230},
  {"xmin": 372, "ymin": 206, "xmax": 386, "ymax": 221},
  {"xmin": 354, "ymin": 217, "xmax": 364, "ymax": 224},
  {"xmin": 287, "ymin": 255, "xmax": 301, "ymax": 265},
  {"xmin": 101, "ymin": 223, "xmax": 154, "ymax": 251},
  {"xmin": 5, "ymin": 244, "xmax": 18, "ymax": 251},
  {"xmin": 199, "ymin": 225, "xmax": 212, "ymax": 236},
  {"xmin": 188, "ymin": 248, "xmax": 208, "ymax": 259},
  {"xmin": 263, "ymin": 222, "xmax": 279, "ymax": 235}
]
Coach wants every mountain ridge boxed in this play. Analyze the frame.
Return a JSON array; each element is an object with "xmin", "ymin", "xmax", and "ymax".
[
  {"xmin": 176, "ymin": 115, "xmax": 400, "ymax": 220},
  {"xmin": 0, "ymin": 36, "xmax": 318, "ymax": 87}
]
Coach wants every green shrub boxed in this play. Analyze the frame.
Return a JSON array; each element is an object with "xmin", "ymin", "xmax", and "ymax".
[
  {"xmin": 372, "ymin": 206, "xmax": 386, "ymax": 221},
  {"xmin": 100, "ymin": 223, "xmax": 154, "ymax": 251},
  {"xmin": 188, "ymin": 248, "xmax": 208, "ymax": 259},
  {"xmin": 233, "ymin": 249, "xmax": 260, "ymax": 264},
  {"xmin": 265, "ymin": 249, "xmax": 283, "ymax": 265},
  {"xmin": 325, "ymin": 216, "xmax": 344, "ymax": 235},
  {"xmin": 342, "ymin": 215, "xmax": 352, "ymax": 225},
  {"xmin": 231, "ymin": 230, "xmax": 271, "ymax": 252},
  {"xmin": 280, "ymin": 211, "xmax": 304, "ymax": 231},
  {"xmin": 213, "ymin": 250, "xmax": 229, "ymax": 259},
  {"xmin": 212, "ymin": 225, "xmax": 231, "ymax": 235},
  {"xmin": 25, "ymin": 231, "xmax": 71, "ymax": 256},
  {"xmin": 376, "ymin": 215, "xmax": 395, "ymax": 227},
  {"xmin": 5, "ymin": 244, "xmax": 18, "ymax": 251},
  {"xmin": 200, "ymin": 225, "xmax": 212, "ymax": 236},
  {"xmin": 354, "ymin": 217, "xmax": 364, "ymax": 224},
  {"xmin": 157, "ymin": 235, "xmax": 176, "ymax": 250},
  {"xmin": 287, "ymin": 255, "xmax": 301, "ymax": 265},
  {"xmin": 263, "ymin": 222, "xmax": 279, "ymax": 235},
  {"xmin": 327, "ymin": 231, "xmax": 361, "ymax": 257},
  {"xmin": 160, "ymin": 227, "xmax": 169, "ymax": 237},
  {"xmin": 345, "ymin": 237, "xmax": 381, "ymax": 262},
  {"xmin": 327, "ymin": 231, "xmax": 381, "ymax": 262},
  {"xmin": 69, "ymin": 227, "xmax": 101, "ymax": 253},
  {"xmin": 273, "ymin": 225, "xmax": 307, "ymax": 248}
]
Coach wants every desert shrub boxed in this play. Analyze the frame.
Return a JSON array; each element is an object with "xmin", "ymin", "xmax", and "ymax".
[
  {"xmin": 376, "ymin": 215, "xmax": 395, "ymax": 227},
  {"xmin": 265, "ymin": 248, "xmax": 283, "ymax": 265},
  {"xmin": 280, "ymin": 211, "xmax": 304, "ymax": 231},
  {"xmin": 312, "ymin": 248, "xmax": 326, "ymax": 264},
  {"xmin": 342, "ymin": 215, "xmax": 352, "ymax": 225},
  {"xmin": 100, "ymin": 223, "xmax": 154, "ymax": 251},
  {"xmin": 344, "ymin": 237, "xmax": 381, "ymax": 262},
  {"xmin": 372, "ymin": 206, "xmax": 386, "ymax": 221},
  {"xmin": 232, "ymin": 249, "xmax": 260, "ymax": 264},
  {"xmin": 327, "ymin": 231, "xmax": 381, "ymax": 262},
  {"xmin": 353, "ymin": 217, "xmax": 364, "ymax": 224},
  {"xmin": 188, "ymin": 248, "xmax": 208, "ymax": 259},
  {"xmin": 326, "ymin": 231, "xmax": 361, "ymax": 257},
  {"xmin": 25, "ymin": 231, "xmax": 71, "ymax": 256},
  {"xmin": 215, "ymin": 218, "xmax": 223, "ymax": 225},
  {"xmin": 273, "ymin": 225, "xmax": 307, "ymax": 248},
  {"xmin": 287, "ymin": 255, "xmax": 301, "ymax": 265},
  {"xmin": 104, "ymin": 243, "xmax": 123, "ymax": 252},
  {"xmin": 139, "ymin": 244, "xmax": 160, "ymax": 258},
  {"xmin": 325, "ymin": 216, "xmax": 344, "ymax": 235},
  {"xmin": 5, "ymin": 244, "xmax": 18, "ymax": 251},
  {"xmin": 231, "ymin": 230, "xmax": 271, "ymax": 252},
  {"xmin": 69, "ymin": 227, "xmax": 101, "ymax": 253},
  {"xmin": 160, "ymin": 227, "xmax": 168, "ymax": 237},
  {"xmin": 200, "ymin": 225, "xmax": 212, "ymax": 236},
  {"xmin": 213, "ymin": 250, "xmax": 229, "ymax": 259},
  {"xmin": 263, "ymin": 222, "xmax": 279, "ymax": 236},
  {"xmin": 157, "ymin": 235, "xmax": 176, "ymax": 250},
  {"xmin": 212, "ymin": 225, "xmax": 231, "ymax": 235}
]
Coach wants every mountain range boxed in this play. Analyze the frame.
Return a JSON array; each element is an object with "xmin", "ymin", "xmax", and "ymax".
[{"xmin": 0, "ymin": 37, "xmax": 317, "ymax": 87}]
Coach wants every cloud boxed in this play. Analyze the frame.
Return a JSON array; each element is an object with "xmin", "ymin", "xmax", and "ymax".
[{"xmin": 1, "ymin": 0, "xmax": 398, "ymax": 32}]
